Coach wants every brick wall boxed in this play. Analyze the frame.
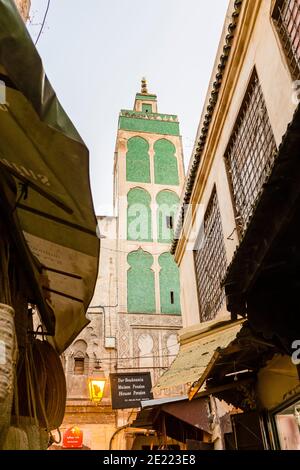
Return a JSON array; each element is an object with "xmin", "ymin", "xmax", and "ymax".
[{"xmin": 64, "ymin": 405, "xmax": 116, "ymax": 425}]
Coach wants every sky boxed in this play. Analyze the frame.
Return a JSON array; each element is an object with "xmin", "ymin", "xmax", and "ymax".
[{"xmin": 27, "ymin": 0, "xmax": 229, "ymax": 215}]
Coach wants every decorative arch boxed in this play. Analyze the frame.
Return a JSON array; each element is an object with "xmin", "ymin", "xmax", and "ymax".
[
  {"xmin": 166, "ymin": 334, "xmax": 179, "ymax": 366},
  {"xmin": 138, "ymin": 333, "xmax": 154, "ymax": 369},
  {"xmin": 158, "ymin": 252, "xmax": 181, "ymax": 314},
  {"xmin": 154, "ymin": 139, "xmax": 179, "ymax": 185},
  {"xmin": 72, "ymin": 339, "xmax": 88, "ymax": 375},
  {"xmin": 127, "ymin": 249, "xmax": 155, "ymax": 313},
  {"xmin": 126, "ymin": 136, "xmax": 150, "ymax": 183},
  {"xmin": 156, "ymin": 190, "xmax": 180, "ymax": 243},
  {"xmin": 127, "ymin": 188, "xmax": 152, "ymax": 241},
  {"xmin": 72, "ymin": 339, "xmax": 87, "ymax": 355}
]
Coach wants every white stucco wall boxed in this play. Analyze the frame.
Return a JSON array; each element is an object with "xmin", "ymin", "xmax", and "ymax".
[{"xmin": 178, "ymin": 0, "xmax": 298, "ymax": 328}]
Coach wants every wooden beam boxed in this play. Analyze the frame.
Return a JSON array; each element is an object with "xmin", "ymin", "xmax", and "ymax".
[
  {"xmin": 192, "ymin": 377, "xmax": 255, "ymax": 399},
  {"xmin": 188, "ymin": 351, "xmax": 220, "ymax": 400}
]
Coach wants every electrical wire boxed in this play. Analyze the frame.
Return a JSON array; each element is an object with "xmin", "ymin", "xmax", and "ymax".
[
  {"xmin": 109, "ymin": 408, "xmax": 136, "ymax": 450},
  {"xmin": 117, "ymin": 343, "xmax": 180, "ymax": 360},
  {"xmin": 93, "ymin": 353, "xmax": 178, "ymax": 362},
  {"xmin": 96, "ymin": 338, "xmax": 180, "ymax": 362},
  {"xmin": 84, "ymin": 339, "xmax": 180, "ymax": 362},
  {"xmin": 35, "ymin": 0, "xmax": 51, "ymax": 45},
  {"xmin": 76, "ymin": 338, "xmax": 180, "ymax": 365},
  {"xmin": 115, "ymin": 366, "xmax": 169, "ymax": 370},
  {"xmin": 101, "ymin": 245, "xmax": 173, "ymax": 256}
]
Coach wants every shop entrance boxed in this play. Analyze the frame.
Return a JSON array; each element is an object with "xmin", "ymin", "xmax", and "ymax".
[{"xmin": 273, "ymin": 399, "xmax": 300, "ymax": 450}]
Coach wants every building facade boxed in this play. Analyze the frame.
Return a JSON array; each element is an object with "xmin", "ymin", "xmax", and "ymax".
[
  {"xmin": 155, "ymin": 0, "xmax": 300, "ymax": 450},
  {"xmin": 14, "ymin": 0, "xmax": 31, "ymax": 21},
  {"xmin": 61, "ymin": 82, "xmax": 186, "ymax": 449},
  {"xmin": 174, "ymin": 0, "xmax": 298, "ymax": 329}
]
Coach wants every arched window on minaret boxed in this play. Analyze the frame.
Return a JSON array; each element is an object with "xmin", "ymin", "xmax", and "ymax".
[
  {"xmin": 127, "ymin": 188, "xmax": 152, "ymax": 241},
  {"xmin": 126, "ymin": 136, "xmax": 150, "ymax": 183},
  {"xmin": 158, "ymin": 252, "xmax": 181, "ymax": 314},
  {"xmin": 154, "ymin": 139, "xmax": 179, "ymax": 185},
  {"xmin": 127, "ymin": 249, "xmax": 155, "ymax": 313},
  {"xmin": 156, "ymin": 190, "xmax": 180, "ymax": 243}
]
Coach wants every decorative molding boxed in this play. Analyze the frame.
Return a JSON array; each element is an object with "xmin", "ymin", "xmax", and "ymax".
[{"xmin": 120, "ymin": 110, "xmax": 178, "ymax": 122}]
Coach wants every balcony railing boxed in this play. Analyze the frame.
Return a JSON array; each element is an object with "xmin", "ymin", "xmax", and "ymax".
[
  {"xmin": 273, "ymin": 0, "xmax": 300, "ymax": 79},
  {"xmin": 225, "ymin": 70, "xmax": 277, "ymax": 236},
  {"xmin": 194, "ymin": 188, "xmax": 227, "ymax": 322}
]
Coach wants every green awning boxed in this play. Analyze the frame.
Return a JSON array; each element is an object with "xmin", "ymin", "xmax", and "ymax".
[{"xmin": 0, "ymin": 0, "xmax": 100, "ymax": 352}]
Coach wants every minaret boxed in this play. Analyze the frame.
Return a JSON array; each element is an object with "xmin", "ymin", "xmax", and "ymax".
[
  {"xmin": 62, "ymin": 80, "xmax": 186, "ymax": 446},
  {"xmin": 141, "ymin": 77, "xmax": 148, "ymax": 94},
  {"xmin": 113, "ymin": 79, "xmax": 185, "ymax": 392}
]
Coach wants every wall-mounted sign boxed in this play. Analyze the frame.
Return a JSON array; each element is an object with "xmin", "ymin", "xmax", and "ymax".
[
  {"xmin": 62, "ymin": 427, "xmax": 83, "ymax": 449},
  {"xmin": 110, "ymin": 372, "xmax": 153, "ymax": 409}
]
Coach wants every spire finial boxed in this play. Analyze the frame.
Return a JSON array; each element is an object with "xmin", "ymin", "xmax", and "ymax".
[{"xmin": 141, "ymin": 77, "xmax": 148, "ymax": 94}]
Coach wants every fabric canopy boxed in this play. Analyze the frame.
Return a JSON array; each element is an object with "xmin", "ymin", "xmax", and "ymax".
[
  {"xmin": 0, "ymin": 0, "xmax": 99, "ymax": 352},
  {"xmin": 132, "ymin": 396, "xmax": 211, "ymax": 434},
  {"xmin": 153, "ymin": 319, "xmax": 244, "ymax": 393}
]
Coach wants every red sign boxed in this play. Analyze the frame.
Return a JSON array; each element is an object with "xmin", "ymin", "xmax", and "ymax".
[{"xmin": 62, "ymin": 427, "xmax": 83, "ymax": 449}]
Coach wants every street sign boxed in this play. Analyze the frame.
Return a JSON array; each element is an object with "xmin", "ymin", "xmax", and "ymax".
[
  {"xmin": 62, "ymin": 427, "xmax": 83, "ymax": 449},
  {"xmin": 110, "ymin": 372, "xmax": 153, "ymax": 409}
]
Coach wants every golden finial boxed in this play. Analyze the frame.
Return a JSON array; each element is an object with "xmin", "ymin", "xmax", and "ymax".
[{"xmin": 141, "ymin": 77, "xmax": 148, "ymax": 94}]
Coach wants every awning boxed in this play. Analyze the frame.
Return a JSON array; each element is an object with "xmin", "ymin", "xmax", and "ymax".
[
  {"xmin": 131, "ymin": 395, "xmax": 211, "ymax": 435},
  {"xmin": 184, "ymin": 321, "xmax": 279, "ymax": 410},
  {"xmin": 0, "ymin": 0, "xmax": 99, "ymax": 352},
  {"xmin": 153, "ymin": 319, "xmax": 244, "ymax": 394}
]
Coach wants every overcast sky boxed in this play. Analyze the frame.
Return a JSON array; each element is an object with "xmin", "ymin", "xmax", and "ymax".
[{"xmin": 27, "ymin": 0, "xmax": 229, "ymax": 215}]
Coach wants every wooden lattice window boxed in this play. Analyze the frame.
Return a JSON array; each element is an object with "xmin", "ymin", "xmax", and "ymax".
[
  {"xmin": 273, "ymin": 0, "xmax": 300, "ymax": 80},
  {"xmin": 194, "ymin": 188, "xmax": 227, "ymax": 322},
  {"xmin": 225, "ymin": 70, "xmax": 277, "ymax": 237}
]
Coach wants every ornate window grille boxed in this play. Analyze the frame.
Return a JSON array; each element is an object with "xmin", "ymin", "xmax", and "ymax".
[
  {"xmin": 194, "ymin": 188, "xmax": 227, "ymax": 322},
  {"xmin": 225, "ymin": 71, "xmax": 277, "ymax": 236},
  {"xmin": 273, "ymin": 0, "xmax": 300, "ymax": 79}
]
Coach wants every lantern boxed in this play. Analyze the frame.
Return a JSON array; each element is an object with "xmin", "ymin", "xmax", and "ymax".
[{"xmin": 88, "ymin": 377, "xmax": 106, "ymax": 403}]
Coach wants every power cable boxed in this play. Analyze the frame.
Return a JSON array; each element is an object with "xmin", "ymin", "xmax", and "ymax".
[
  {"xmin": 92, "ymin": 353, "xmax": 178, "ymax": 362},
  {"xmin": 101, "ymin": 245, "xmax": 173, "ymax": 256},
  {"xmin": 35, "ymin": 0, "xmax": 51, "ymax": 45}
]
